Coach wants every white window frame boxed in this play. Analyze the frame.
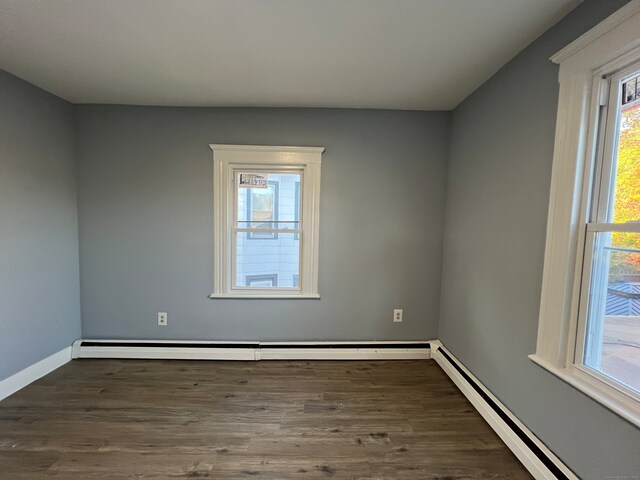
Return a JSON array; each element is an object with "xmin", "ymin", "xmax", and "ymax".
[
  {"xmin": 210, "ymin": 144, "xmax": 323, "ymax": 299},
  {"xmin": 531, "ymin": 2, "xmax": 640, "ymax": 427}
]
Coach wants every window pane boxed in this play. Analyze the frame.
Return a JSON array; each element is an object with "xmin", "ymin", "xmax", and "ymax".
[
  {"xmin": 237, "ymin": 172, "xmax": 301, "ymax": 230},
  {"xmin": 584, "ymin": 232, "xmax": 640, "ymax": 393},
  {"xmin": 611, "ymin": 93, "xmax": 640, "ymax": 223},
  {"xmin": 235, "ymin": 232, "xmax": 300, "ymax": 288},
  {"xmin": 245, "ymin": 274, "xmax": 278, "ymax": 287}
]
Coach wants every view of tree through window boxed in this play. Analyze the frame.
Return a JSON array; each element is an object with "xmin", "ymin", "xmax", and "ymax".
[{"xmin": 611, "ymin": 101, "xmax": 640, "ymax": 263}]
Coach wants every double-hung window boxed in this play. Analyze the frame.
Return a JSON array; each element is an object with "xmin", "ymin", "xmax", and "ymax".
[
  {"xmin": 210, "ymin": 145, "xmax": 323, "ymax": 298},
  {"xmin": 578, "ymin": 67, "xmax": 640, "ymax": 397},
  {"xmin": 532, "ymin": 2, "xmax": 640, "ymax": 427}
]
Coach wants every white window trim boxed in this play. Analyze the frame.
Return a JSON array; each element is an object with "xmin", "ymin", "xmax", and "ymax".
[
  {"xmin": 531, "ymin": 1, "xmax": 640, "ymax": 427},
  {"xmin": 210, "ymin": 144, "xmax": 324, "ymax": 299}
]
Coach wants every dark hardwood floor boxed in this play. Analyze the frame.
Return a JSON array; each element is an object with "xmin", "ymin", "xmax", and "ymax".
[{"xmin": 0, "ymin": 359, "xmax": 531, "ymax": 479}]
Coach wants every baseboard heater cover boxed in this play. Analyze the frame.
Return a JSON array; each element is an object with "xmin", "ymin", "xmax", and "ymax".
[
  {"xmin": 73, "ymin": 340, "xmax": 431, "ymax": 361},
  {"xmin": 430, "ymin": 341, "xmax": 578, "ymax": 480}
]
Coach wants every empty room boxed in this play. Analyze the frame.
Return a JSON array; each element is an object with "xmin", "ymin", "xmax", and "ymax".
[{"xmin": 1, "ymin": 0, "xmax": 639, "ymax": 478}]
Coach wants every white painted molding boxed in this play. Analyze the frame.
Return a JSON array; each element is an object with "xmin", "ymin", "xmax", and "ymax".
[
  {"xmin": 554, "ymin": 3, "xmax": 640, "ymax": 82},
  {"xmin": 535, "ymin": 71, "xmax": 592, "ymax": 367},
  {"xmin": 210, "ymin": 144, "xmax": 325, "ymax": 155},
  {"xmin": 551, "ymin": 1, "xmax": 640, "ymax": 65},
  {"xmin": 0, "ymin": 347, "xmax": 72, "ymax": 401},
  {"xmin": 209, "ymin": 294, "xmax": 321, "ymax": 299},
  {"xmin": 73, "ymin": 340, "xmax": 431, "ymax": 361},
  {"xmin": 430, "ymin": 341, "xmax": 578, "ymax": 480},
  {"xmin": 210, "ymin": 144, "xmax": 324, "ymax": 298}
]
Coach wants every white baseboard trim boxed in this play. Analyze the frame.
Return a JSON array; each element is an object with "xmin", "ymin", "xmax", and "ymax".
[
  {"xmin": 72, "ymin": 340, "xmax": 431, "ymax": 361},
  {"xmin": 429, "ymin": 340, "xmax": 578, "ymax": 480},
  {"xmin": 0, "ymin": 347, "xmax": 72, "ymax": 401}
]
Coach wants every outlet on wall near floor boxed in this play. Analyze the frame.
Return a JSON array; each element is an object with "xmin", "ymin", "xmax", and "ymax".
[
  {"xmin": 393, "ymin": 309, "xmax": 403, "ymax": 323},
  {"xmin": 157, "ymin": 312, "xmax": 168, "ymax": 326}
]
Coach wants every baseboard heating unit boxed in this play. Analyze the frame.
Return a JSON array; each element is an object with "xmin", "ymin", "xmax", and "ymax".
[
  {"xmin": 72, "ymin": 340, "xmax": 431, "ymax": 361},
  {"xmin": 430, "ymin": 341, "xmax": 578, "ymax": 480}
]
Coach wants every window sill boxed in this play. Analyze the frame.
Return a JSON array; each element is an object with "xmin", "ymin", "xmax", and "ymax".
[
  {"xmin": 209, "ymin": 293, "xmax": 320, "ymax": 299},
  {"xmin": 529, "ymin": 354, "xmax": 640, "ymax": 428}
]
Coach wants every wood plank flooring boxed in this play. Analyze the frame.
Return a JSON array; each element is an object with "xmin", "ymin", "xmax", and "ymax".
[{"xmin": 0, "ymin": 359, "xmax": 531, "ymax": 479}]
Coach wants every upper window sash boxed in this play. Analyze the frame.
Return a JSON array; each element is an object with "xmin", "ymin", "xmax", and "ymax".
[
  {"xmin": 592, "ymin": 65, "xmax": 640, "ymax": 224},
  {"xmin": 237, "ymin": 173, "xmax": 301, "ymax": 238}
]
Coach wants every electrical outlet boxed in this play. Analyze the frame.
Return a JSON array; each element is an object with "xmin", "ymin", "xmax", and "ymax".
[
  {"xmin": 393, "ymin": 309, "xmax": 403, "ymax": 323},
  {"xmin": 158, "ymin": 312, "xmax": 168, "ymax": 326}
]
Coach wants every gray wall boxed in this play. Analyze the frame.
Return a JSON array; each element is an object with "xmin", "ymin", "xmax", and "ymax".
[
  {"xmin": 0, "ymin": 70, "xmax": 81, "ymax": 381},
  {"xmin": 440, "ymin": 0, "xmax": 639, "ymax": 478},
  {"xmin": 76, "ymin": 107, "xmax": 449, "ymax": 341}
]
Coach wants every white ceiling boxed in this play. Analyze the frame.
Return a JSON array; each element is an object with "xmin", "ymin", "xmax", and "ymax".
[{"xmin": 0, "ymin": 0, "xmax": 581, "ymax": 110}]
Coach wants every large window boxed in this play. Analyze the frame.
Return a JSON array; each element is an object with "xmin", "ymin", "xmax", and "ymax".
[
  {"xmin": 210, "ymin": 145, "xmax": 323, "ymax": 298},
  {"xmin": 531, "ymin": 2, "xmax": 640, "ymax": 427},
  {"xmin": 578, "ymin": 66, "xmax": 640, "ymax": 397}
]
